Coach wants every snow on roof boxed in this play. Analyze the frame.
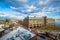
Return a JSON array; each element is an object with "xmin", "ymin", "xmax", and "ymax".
[{"xmin": 0, "ymin": 26, "xmax": 35, "ymax": 40}]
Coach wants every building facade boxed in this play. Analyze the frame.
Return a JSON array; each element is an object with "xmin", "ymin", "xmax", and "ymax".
[
  {"xmin": 28, "ymin": 16, "xmax": 44, "ymax": 28},
  {"xmin": 24, "ymin": 16, "xmax": 55, "ymax": 29}
]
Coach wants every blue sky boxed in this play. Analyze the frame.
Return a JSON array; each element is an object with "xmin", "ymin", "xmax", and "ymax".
[{"xmin": 0, "ymin": 0, "xmax": 60, "ymax": 20}]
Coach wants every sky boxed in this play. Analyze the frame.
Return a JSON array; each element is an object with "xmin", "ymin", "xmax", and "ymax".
[{"xmin": 0, "ymin": 0, "xmax": 60, "ymax": 20}]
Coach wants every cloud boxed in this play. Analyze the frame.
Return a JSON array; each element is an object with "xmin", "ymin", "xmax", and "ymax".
[
  {"xmin": 10, "ymin": 5, "xmax": 37, "ymax": 13},
  {"xmin": 25, "ymin": 5, "xmax": 37, "ymax": 12},
  {"xmin": 30, "ymin": 12, "xmax": 47, "ymax": 17},
  {"xmin": 0, "ymin": 12, "xmax": 9, "ymax": 17},
  {"xmin": 8, "ymin": 15, "xmax": 24, "ymax": 20},
  {"xmin": 0, "ymin": 0, "xmax": 60, "ymax": 19},
  {"xmin": 52, "ymin": 16, "xmax": 60, "ymax": 20},
  {"xmin": 17, "ymin": 0, "xmax": 28, "ymax": 2},
  {"xmin": 29, "ymin": 11, "xmax": 60, "ymax": 20},
  {"xmin": 47, "ymin": 7, "xmax": 60, "ymax": 12},
  {"xmin": 42, "ymin": 7, "xmax": 60, "ymax": 12},
  {"xmin": 3, "ymin": 0, "xmax": 60, "ymax": 13},
  {"xmin": 39, "ymin": 0, "xmax": 50, "ymax": 5},
  {"xmin": 50, "ymin": 0, "xmax": 60, "ymax": 7},
  {"xmin": 10, "ymin": 6, "xmax": 18, "ymax": 10},
  {"xmin": 26, "ymin": 5, "xmax": 36, "ymax": 9},
  {"xmin": 0, "ymin": 10, "xmax": 27, "ymax": 20}
]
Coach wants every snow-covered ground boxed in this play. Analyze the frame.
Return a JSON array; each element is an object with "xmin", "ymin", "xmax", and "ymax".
[{"xmin": 0, "ymin": 26, "xmax": 35, "ymax": 40}]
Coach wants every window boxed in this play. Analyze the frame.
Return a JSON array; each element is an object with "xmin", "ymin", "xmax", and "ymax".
[{"xmin": 30, "ymin": 27, "xmax": 32, "ymax": 29}]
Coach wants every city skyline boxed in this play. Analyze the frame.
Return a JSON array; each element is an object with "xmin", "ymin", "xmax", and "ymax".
[
  {"xmin": 0, "ymin": 0, "xmax": 60, "ymax": 40},
  {"xmin": 0, "ymin": 0, "xmax": 60, "ymax": 20}
]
